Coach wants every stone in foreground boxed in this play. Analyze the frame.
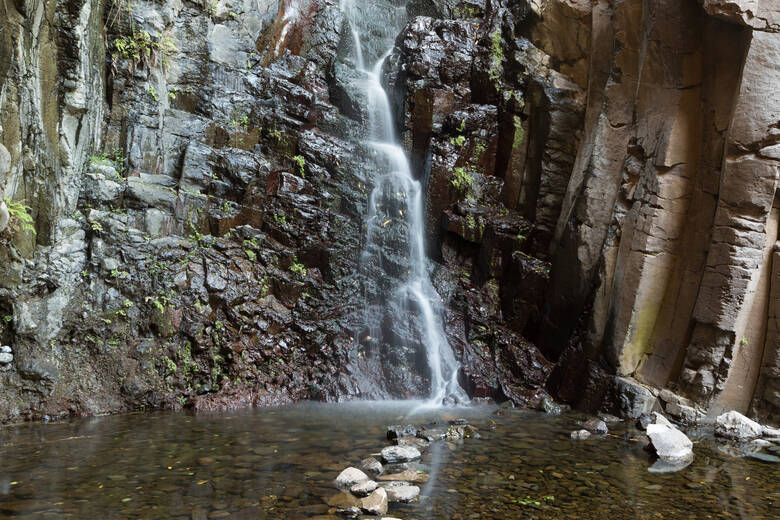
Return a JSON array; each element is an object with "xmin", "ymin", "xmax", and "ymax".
[
  {"xmin": 378, "ymin": 468, "xmax": 429, "ymax": 483},
  {"xmin": 350, "ymin": 479, "xmax": 377, "ymax": 496},
  {"xmin": 385, "ymin": 484, "xmax": 420, "ymax": 502},
  {"xmin": 381, "ymin": 445, "xmax": 421, "ymax": 463},
  {"xmin": 360, "ymin": 487, "xmax": 388, "ymax": 515},
  {"xmin": 570, "ymin": 429, "xmax": 590, "ymax": 440},
  {"xmin": 361, "ymin": 456, "xmax": 383, "ymax": 475},
  {"xmin": 646, "ymin": 424, "xmax": 694, "ymax": 464},
  {"xmin": 335, "ymin": 467, "xmax": 368, "ymax": 488}
]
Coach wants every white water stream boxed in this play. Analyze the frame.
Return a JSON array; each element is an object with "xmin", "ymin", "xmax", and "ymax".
[{"xmin": 340, "ymin": 0, "xmax": 468, "ymax": 405}]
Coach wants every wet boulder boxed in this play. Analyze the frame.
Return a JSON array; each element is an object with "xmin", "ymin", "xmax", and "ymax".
[
  {"xmin": 715, "ymin": 411, "xmax": 763, "ymax": 441},
  {"xmin": 380, "ymin": 445, "xmax": 421, "ymax": 463},
  {"xmin": 335, "ymin": 467, "xmax": 369, "ymax": 488},
  {"xmin": 646, "ymin": 424, "xmax": 694, "ymax": 464},
  {"xmin": 360, "ymin": 487, "xmax": 388, "ymax": 515}
]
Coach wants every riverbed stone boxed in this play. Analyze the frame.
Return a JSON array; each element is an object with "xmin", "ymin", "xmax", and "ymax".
[
  {"xmin": 387, "ymin": 425, "xmax": 417, "ymax": 440},
  {"xmin": 583, "ymin": 418, "xmax": 608, "ymax": 434},
  {"xmin": 378, "ymin": 469, "xmax": 429, "ymax": 483},
  {"xmin": 360, "ymin": 487, "xmax": 388, "ymax": 515},
  {"xmin": 570, "ymin": 429, "xmax": 590, "ymax": 440},
  {"xmin": 385, "ymin": 484, "xmax": 420, "ymax": 502},
  {"xmin": 350, "ymin": 479, "xmax": 377, "ymax": 496},
  {"xmin": 360, "ymin": 457, "xmax": 383, "ymax": 475},
  {"xmin": 715, "ymin": 411, "xmax": 763, "ymax": 440},
  {"xmin": 381, "ymin": 445, "xmax": 421, "ymax": 463},
  {"xmin": 335, "ymin": 467, "xmax": 369, "ymax": 488},
  {"xmin": 646, "ymin": 424, "xmax": 694, "ymax": 464}
]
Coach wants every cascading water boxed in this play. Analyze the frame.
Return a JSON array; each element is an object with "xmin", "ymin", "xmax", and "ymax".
[{"xmin": 340, "ymin": 0, "xmax": 468, "ymax": 405}]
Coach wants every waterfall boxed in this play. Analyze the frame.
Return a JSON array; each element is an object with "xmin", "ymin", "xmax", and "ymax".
[{"xmin": 340, "ymin": 0, "xmax": 468, "ymax": 405}]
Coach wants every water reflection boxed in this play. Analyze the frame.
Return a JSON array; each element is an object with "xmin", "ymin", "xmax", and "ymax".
[{"xmin": 0, "ymin": 402, "xmax": 777, "ymax": 519}]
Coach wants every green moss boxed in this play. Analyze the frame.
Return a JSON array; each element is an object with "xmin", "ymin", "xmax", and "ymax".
[
  {"xmin": 513, "ymin": 115, "xmax": 525, "ymax": 149},
  {"xmin": 489, "ymin": 29, "xmax": 504, "ymax": 82}
]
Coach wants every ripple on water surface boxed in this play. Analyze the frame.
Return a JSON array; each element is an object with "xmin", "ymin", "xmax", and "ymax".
[{"xmin": 0, "ymin": 401, "xmax": 778, "ymax": 519}]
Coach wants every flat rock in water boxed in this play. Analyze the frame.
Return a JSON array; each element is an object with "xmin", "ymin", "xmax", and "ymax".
[
  {"xmin": 746, "ymin": 451, "xmax": 780, "ymax": 463},
  {"xmin": 325, "ymin": 491, "xmax": 360, "ymax": 508},
  {"xmin": 385, "ymin": 484, "xmax": 420, "ymax": 502},
  {"xmin": 570, "ymin": 429, "xmax": 590, "ymax": 440},
  {"xmin": 646, "ymin": 424, "xmax": 693, "ymax": 463},
  {"xmin": 583, "ymin": 418, "xmax": 608, "ymax": 434},
  {"xmin": 335, "ymin": 467, "xmax": 368, "ymax": 488},
  {"xmin": 350, "ymin": 479, "xmax": 377, "ymax": 496},
  {"xmin": 381, "ymin": 445, "xmax": 420, "ymax": 463},
  {"xmin": 378, "ymin": 468, "xmax": 429, "ymax": 483},
  {"xmin": 360, "ymin": 456, "xmax": 383, "ymax": 475},
  {"xmin": 715, "ymin": 411, "xmax": 762, "ymax": 440},
  {"xmin": 360, "ymin": 487, "xmax": 388, "ymax": 515}
]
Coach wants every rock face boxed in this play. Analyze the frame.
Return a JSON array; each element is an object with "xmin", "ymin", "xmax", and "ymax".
[{"xmin": 0, "ymin": 0, "xmax": 779, "ymax": 427}]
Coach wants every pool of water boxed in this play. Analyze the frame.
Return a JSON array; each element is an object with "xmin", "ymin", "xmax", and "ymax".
[{"xmin": 1, "ymin": 402, "xmax": 777, "ymax": 519}]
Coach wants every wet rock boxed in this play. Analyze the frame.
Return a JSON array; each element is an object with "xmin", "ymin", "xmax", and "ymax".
[
  {"xmin": 360, "ymin": 487, "xmax": 388, "ymax": 515},
  {"xmin": 335, "ymin": 467, "xmax": 369, "ymax": 488},
  {"xmin": 325, "ymin": 491, "xmax": 360, "ymax": 508},
  {"xmin": 746, "ymin": 451, "xmax": 780, "ymax": 463},
  {"xmin": 646, "ymin": 424, "xmax": 694, "ymax": 464},
  {"xmin": 378, "ymin": 469, "xmax": 429, "ymax": 484},
  {"xmin": 360, "ymin": 457, "xmax": 383, "ymax": 475},
  {"xmin": 385, "ymin": 484, "xmax": 419, "ymax": 502},
  {"xmin": 570, "ymin": 429, "xmax": 590, "ymax": 440},
  {"xmin": 539, "ymin": 395, "xmax": 563, "ymax": 415},
  {"xmin": 350, "ymin": 479, "xmax": 377, "ymax": 497},
  {"xmin": 387, "ymin": 425, "xmax": 417, "ymax": 440},
  {"xmin": 0, "ymin": 346, "xmax": 12, "ymax": 365},
  {"xmin": 582, "ymin": 418, "xmax": 608, "ymax": 434},
  {"xmin": 416, "ymin": 427, "xmax": 447, "ymax": 442},
  {"xmin": 715, "ymin": 411, "xmax": 763, "ymax": 441},
  {"xmin": 380, "ymin": 446, "xmax": 420, "ymax": 463},
  {"xmin": 637, "ymin": 412, "xmax": 674, "ymax": 431},
  {"xmin": 396, "ymin": 436, "xmax": 429, "ymax": 450}
]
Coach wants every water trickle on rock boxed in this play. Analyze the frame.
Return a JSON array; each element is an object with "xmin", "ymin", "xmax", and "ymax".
[{"xmin": 340, "ymin": 0, "xmax": 467, "ymax": 405}]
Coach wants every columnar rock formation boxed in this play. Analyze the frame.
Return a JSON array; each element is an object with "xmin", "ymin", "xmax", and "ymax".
[{"xmin": 0, "ymin": 0, "xmax": 778, "ymax": 426}]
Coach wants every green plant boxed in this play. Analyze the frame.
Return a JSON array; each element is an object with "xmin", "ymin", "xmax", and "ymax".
[
  {"xmin": 292, "ymin": 155, "xmax": 305, "ymax": 177},
  {"xmin": 112, "ymin": 30, "xmax": 177, "ymax": 74},
  {"xmin": 450, "ymin": 135, "xmax": 466, "ymax": 147},
  {"xmin": 273, "ymin": 213, "xmax": 287, "ymax": 226},
  {"xmin": 148, "ymin": 85, "xmax": 159, "ymax": 102},
  {"xmin": 90, "ymin": 221, "xmax": 103, "ymax": 232},
  {"xmin": 244, "ymin": 249, "xmax": 256, "ymax": 261},
  {"xmin": 3, "ymin": 198, "xmax": 36, "ymax": 236},
  {"xmin": 466, "ymin": 214, "xmax": 476, "ymax": 229},
  {"xmin": 207, "ymin": 0, "xmax": 218, "ymax": 16},
  {"xmin": 740, "ymin": 337, "xmax": 748, "ymax": 346},
  {"xmin": 290, "ymin": 258, "xmax": 306, "ymax": 276},
  {"xmin": 450, "ymin": 166, "xmax": 473, "ymax": 192}
]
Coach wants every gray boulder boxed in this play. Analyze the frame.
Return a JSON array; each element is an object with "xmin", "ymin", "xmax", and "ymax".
[
  {"xmin": 715, "ymin": 411, "xmax": 763, "ymax": 441},
  {"xmin": 646, "ymin": 423, "xmax": 694, "ymax": 464},
  {"xmin": 381, "ymin": 445, "xmax": 421, "ymax": 463},
  {"xmin": 335, "ymin": 467, "xmax": 369, "ymax": 488}
]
